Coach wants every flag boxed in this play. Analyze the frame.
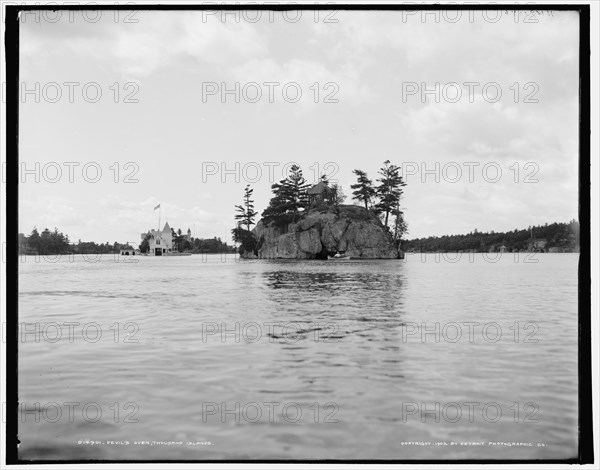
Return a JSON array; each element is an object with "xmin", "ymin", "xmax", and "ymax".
[{"xmin": 154, "ymin": 204, "xmax": 160, "ymax": 210}]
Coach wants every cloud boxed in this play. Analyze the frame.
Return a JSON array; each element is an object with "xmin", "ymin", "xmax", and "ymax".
[
  {"xmin": 21, "ymin": 11, "xmax": 270, "ymax": 79},
  {"xmin": 112, "ymin": 12, "xmax": 269, "ymax": 77},
  {"xmin": 230, "ymin": 57, "xmax": 374, "ymax": 107},
  {"xmin": 19, "ymin": 197, "xmax": 84, "ymax": 233}
]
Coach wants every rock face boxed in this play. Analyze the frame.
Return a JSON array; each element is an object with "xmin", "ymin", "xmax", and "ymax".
[{"xmin": 251, "ymin": 205, "xmax": 400, "ymax": 259}]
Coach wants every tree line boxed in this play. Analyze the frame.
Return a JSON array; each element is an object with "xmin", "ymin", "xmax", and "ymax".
[
  {"xmin": 402, "ymin": 220, "xmax": 580, "ymax": 253},
  {"xmin": 19, "ymin": 226, "xmax": 236, "ymax": 255},
  {"xmin": 18, "ymin": 227, "xmax": 135, "ymax": 255}
]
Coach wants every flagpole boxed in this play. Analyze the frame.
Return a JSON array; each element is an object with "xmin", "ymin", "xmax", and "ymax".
[{"xmin": 159, "ymin": 206, "xmax": 161, "ymax": 230}]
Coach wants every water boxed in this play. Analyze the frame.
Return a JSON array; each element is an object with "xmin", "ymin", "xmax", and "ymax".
[{"xmin": 17, "ymin": 253, "xmax": 579, "ymax": 460}]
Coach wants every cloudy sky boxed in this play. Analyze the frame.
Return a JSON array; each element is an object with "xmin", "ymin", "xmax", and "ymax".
[{"xmin": 18, "ymin": 8, "xmax": 580, "ymax": 244}]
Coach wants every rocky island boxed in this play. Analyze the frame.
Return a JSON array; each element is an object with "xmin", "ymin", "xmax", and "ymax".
[
  {"xmin": 232, "ymin": 162, "xmax": 407, "ymax": 260},
  {"xmin": 250, "ymin": 205, "xmax": 401, "ymax": 259}
]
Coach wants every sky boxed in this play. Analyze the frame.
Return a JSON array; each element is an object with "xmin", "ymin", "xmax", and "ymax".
[{"xmin": 16, "ymin": 8, "xmax": 580, "ymax": 244}]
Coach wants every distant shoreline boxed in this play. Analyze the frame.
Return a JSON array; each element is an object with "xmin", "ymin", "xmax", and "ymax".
[
  {"xmin": 401, "ymin": 221, "xmax": 579, "ymax": 254},
  {"xmin": 17, "ymin": 249, "xmax": 236, "ymax": 256}
]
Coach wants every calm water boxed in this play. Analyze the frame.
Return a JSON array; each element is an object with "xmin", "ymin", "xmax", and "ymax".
[{"xmin": 17, "ymin": 253, "xmax": 579, "ymax": 460}]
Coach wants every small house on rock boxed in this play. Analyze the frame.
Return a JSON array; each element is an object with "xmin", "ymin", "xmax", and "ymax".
[{"xmin": 307, "ymin": 182, "xmax": 334, "ymax": 207}]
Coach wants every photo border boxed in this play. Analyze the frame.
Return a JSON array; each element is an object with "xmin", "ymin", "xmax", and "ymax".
[{"xmin": 3, "ymin": 2, "xmax": 593, "ymax": 465}]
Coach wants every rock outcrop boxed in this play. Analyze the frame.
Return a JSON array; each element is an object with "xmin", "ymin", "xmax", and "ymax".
[{"xmin": 251, "ymin": 205, "xmax": 400, "ymax": 259}]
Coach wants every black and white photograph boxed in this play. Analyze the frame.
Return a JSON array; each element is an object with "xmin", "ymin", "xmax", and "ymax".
[{"xmin": 2, "ymin": 1, "xmax": 597, "ymax": 466}]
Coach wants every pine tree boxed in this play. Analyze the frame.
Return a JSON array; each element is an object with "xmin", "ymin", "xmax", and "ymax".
[
  {"xmin": 234, "ymin": 185, "xmax": 258, "ymax": 231},
  {"xmin": 330, "ymin": 183, "xmax": 346, "ymax": 206},
  {"xmin": 375, "ymin": 160, "xmax": 406, "ymax": 228},
  {"xmin": 391, "ymin": 202, "xmax": 408, "ymax": 240},
  {"xmin": 350, "ymin": 169, "xmax": 376, "ymax": 210},
  {"xmin": 27, "ymin": 227, "xmax": 40, "ymax": 251},
  {"xmin": 261, "ymin": 165, "xmax": 309, "ymax": 223},
  {"xmin": 285, "ymin": 165, "xmax": 310, "ymax": 214},
  {"xmin": 232, "ymin": 185, "xmax": 258, "ymax": 254}
]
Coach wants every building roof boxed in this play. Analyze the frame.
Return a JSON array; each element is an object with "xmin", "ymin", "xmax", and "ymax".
[
  {"xmin": 307, "ymin": 181, "xmax": 332, "ymax": 195},
  {"xmin": 163, "ymin": 222, "xmax": 171, "ymax": 232}
]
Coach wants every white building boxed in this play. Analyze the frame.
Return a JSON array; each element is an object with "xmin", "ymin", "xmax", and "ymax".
[{"xmin": 142, "ymin": 222, "xmax": 174, "ymax": 256}]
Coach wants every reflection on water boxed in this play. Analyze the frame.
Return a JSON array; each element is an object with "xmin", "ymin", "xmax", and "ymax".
[{"xmin": 17, "ymin": 254, "xmax": 578, "ymax": 460}]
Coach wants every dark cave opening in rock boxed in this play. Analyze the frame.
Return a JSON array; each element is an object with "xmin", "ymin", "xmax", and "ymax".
[{"xmin": 315, "ymin": 247, "xmax": 330, "ymax": 260}]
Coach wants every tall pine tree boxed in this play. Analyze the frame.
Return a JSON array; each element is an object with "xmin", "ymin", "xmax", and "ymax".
[
  {"xmin": 350, "ymin": 169, "xmax": 376, "ymax": 210},
  {"xmin": 391, "ymin": 202, "xmax": 408, "ymax": 241},
  {"xmin": 234, "ymin": 185, "xmax": 258, "ymax": 231},
  {"xmin": 232, "ymin": 185, "xmax": 258, "ymax": 253},
  {"xmin": 375, "ymin": 160, "xmax": 406, "ymax": 229},
  {"xmin": 261, "ymin": 165, "xmax": 309, "ymax": 223},
  {"xmin": 284, "ymin": 165, "xmax": 310, "ymax": 213}
]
